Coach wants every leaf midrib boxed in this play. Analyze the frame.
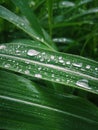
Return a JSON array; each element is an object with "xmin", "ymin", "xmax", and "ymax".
[{"xmin": 0, "ymin": 53, "xmax": 97, "ymax": 81}]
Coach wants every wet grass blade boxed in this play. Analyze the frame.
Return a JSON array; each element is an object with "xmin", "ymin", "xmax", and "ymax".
[
  {"xmin": 0, "ymin": 43, "xmax": 98, "ymax": 94},
  {"xmin": 67, "ymin": 8, "xmax": 98, "ymax": 22},
  {"xmin": 0, "ymin": 5, "xmax": 55, "ymax": 50},
  {"xmin": 11, "ymin": 39, "xmax": 50, "ymax": 50},
  {"xmin": 11, "ymin": 0, "xmax": 44, "ymax": 38},
  {"xmin": 11, "ymin": 0, "xmax": 56, "ymax": 49},
  {"xmin": 47, "ymin": 0, "xmax": 53, "ymax": 36},
  {"xmin": 0, "ymin": 70, "xmax": 98, "ymax": 130}
]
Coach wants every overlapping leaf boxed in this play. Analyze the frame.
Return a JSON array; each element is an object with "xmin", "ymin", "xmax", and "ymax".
[
  {"xmin": 0, "ymin": 70, "xmax": 98, "ymax": 130},
  {"xmin": 0, "ymin": 5, "xmax": 55, "ymax": 50}
]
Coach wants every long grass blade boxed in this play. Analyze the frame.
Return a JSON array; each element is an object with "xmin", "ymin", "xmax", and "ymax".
[
  {"xmin": 0, "ymin": 43, "xmax": 98, "ymax": 94},
  {"xmin": 0, "ymin": 70, "xmax": 98, "ymax": 130}
]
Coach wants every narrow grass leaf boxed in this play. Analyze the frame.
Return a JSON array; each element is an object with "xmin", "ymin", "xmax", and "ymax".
[
  {"xmin": 0, "ymin": 70, "xmax": 98, "ymax": 130},
  {"xmin": 11, "ymin": 0, "xmax": 44, "ymax": 38},
  {"xmin": 0, "ymin": 43, "xmax": 98, "ymax": 94},
  {"xmin": 11, "ymin": 0, "xmax": 56, "ymax": 50},
  {"xmin": 0, "ymin": 5, "xmax": 55, "ymax": 50}
]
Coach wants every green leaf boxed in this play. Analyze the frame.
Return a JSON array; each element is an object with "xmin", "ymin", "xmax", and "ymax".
[
  {"xmin": 0, "ymin": 43, "xmax": 98, "ymax": 94},
  {"xmin": 47, "ymin": 0, "xmax": 53, "ymax": 36},
  {"xmin": 11, "ymin": 39, "xmax": 49, "ymax": 50},
  {"xmin": 11, "ymin": 0, "xmax": 56, "ymax": 49},
  {"xmin": 0, "ymin": 5, "xmax": 55, "ymax": 50},
  {"xmin": 67, "ymin": 8, "xmax": 98, "ymax": 22},
  {"xmin": 0, "ymin": 70, "xmax": 98, "ymax": 130},
  {"xmin": 11, "ymin": 0, "xmax": 44, "ymax": 38}
]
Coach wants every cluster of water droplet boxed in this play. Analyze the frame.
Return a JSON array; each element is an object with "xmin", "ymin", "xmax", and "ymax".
[{"xmin": 0, "ymin": 43, "xmax": 98, "ymax": 93}]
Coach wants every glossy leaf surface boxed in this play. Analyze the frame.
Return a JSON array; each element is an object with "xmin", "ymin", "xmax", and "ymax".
[
  {"xmin": 0, "ymin": 70, "xmax": 98, "ymax": 130},
  {"xmin": 0, "ymin": 43, "xmax": 98, "ymax": 94}
]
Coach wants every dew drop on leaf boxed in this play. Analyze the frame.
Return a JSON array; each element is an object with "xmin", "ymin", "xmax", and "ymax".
[
  {"xmin": 56, "ymin": 78, "xmax": 60, "ymax": 82},
  {"xmin": 35, "ymin": 74, "xmax": 42, "ymax": 78},
  {"xmin": 59, "ymin": 56, "xmax": 62, "ymax": 60},
  {"xmin": 72, "ymin": 63, "xmax": 82, "ymax": 67},
  {"xmin": 76, "ymin": 79, "xmax": 91, "ymax": 90},
  {"xmin": 4, "ymin": 64, "xmax": 10, "ymax": 68},
  {"xmin": 95, "ymin": 68, "xmax": 98, "ymax": 71},
  {"xmin": 86, "ymin": 65, "xmax": 91, "ymax": 69},
  {"xmin": 59, "ymin": 59, "xmax": 64, "ymax": 63},
  {"xmin": 24, "ymin": 70, "xmax": 30, "ymax": 74},
  {"xmin": 0, "ymin": 45, "xmax": 6, "ymax": 49},
  {"xmin": 38, "ymin": 67, "xmax": 42, "ymax": 70},
  {"xmin": 66, "ymin": 61, "xmax": 70, "ymax": 65},
  {"xmin": 21, "ymin": 23, "xmax": 25, "ymax": 26},
  {"xmin": 27, "ymin": 49, "xmax": 39, "ymax": 56},
  {"xmin": 51, "ymin": 55, "xmax": 55, "ymax": 60}
]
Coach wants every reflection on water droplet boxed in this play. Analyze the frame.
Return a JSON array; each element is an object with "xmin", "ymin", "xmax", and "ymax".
[
  {"xmin": 35, "ymin": 74, "xmax": 42, "ymax": 78},
  {"xmin": 59, "ymin": 56, "xmax": 62, "ymax": 60},
  {"xmin": 56, "ymin": 79, "xmax": 60, "ymax": 82},
  {"xmin": 86, "ymin": 65, "xmax": 90, "ymax": 69},
  {"xmin": 95, "ymin": 68, "xmax": 98, "ymax": 71},
  {"xmin": 27, "ymin": 49, "xmax": 39, "ymax": 56},
  {"xmin": 42, "ymin": 52, "xmax": 45, "ymax": 55},
  {"xmin": 4, "ymin": 64, "xmax": 10, "ymax": 68},
  {"xmin": 0, "ymin": 45, "xmax": 6, "ymax": 49},
  {"xmin": 24, "ymin": 70, "xmax": 30, "ymax": 74},
  {"xmin": 59, "ymin": 59, "xmax": 64, "ymax": 63},
  {"xmin": 51, "ymin": 55, "xmax": 55, "ymax": 60},
  {"xmin": 16, "ymin": 50, "xmax": 20, "ymax": 53},
  {"xmin": 66, "ymin": 61, "xmax": 70, "ymax": 65},
  {"xmin": 72, "ymin": 63, "xmax": 82, "ymax": 67},
  {"xmin": 21, "ymin": 23, "xmax": 25, "ymax": 26},
  {"xmin": 76, "ymin": 79, "xmax": 91, "ymax": 90},
  {"xmin": 25, "ymin": 61, "xmax": 30, "ymax": 64},
  {"xmin": 38, "ymin": 67, "xmax": 41, "ymax": 70},
  {"xmin": 40, "ymin": 58, "xmax": 44, "ymax": 62}
]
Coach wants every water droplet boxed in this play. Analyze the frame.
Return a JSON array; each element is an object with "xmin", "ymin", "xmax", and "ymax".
[
  {"xmin": 47, "ymin": 59, "xmax": 50, "ymax": 62},
  {"xmin": 0, "ymin": 45, "xmax": 6, "ymax": 49},
  {"xmin": 21, "ymin": 23, "xmax": 25, "ymax": 26},
  {"xmin": 27, "ymin": 49, "xmax": 39, "ymax": 56},
  {"xmin": 67, "ymin": 80, "xmax": 70, "ymax": 83},
  {"xmin": 24, "ymin": 70, "xmax": 30, "ymax": 74},
  {"xmin": 66, "ymin": 61, "xmax": 70, "ymax": 65},
  {"xmin": 18, "ymin": 69, "xmax": 22, "ymax": 72},
  {"xmin": 59, "ymin": 59, "xmax": 64, "ymax": 63},
  {"xmin": 56, "ymin": 79, "xmax": 60, "ymax": 82},
  {"xmin": 76, "ymin": 79, "xmax": 91, "ymax": 90},
  {"xmin": 4, "ymin": 64, "xmax": 10, "ymax": 68},
  {"xmin": 59, "ymin": 1, "xmax": 75, "ymax": 8},
  {"xmin": 59, "ymin": 56, "xmax": 62, "ymax": 60},
  {"xmin": 95, "ymin": 68, "xmax": 98, "ymax": 71},
  {"xmin": 38, "ymin": 67, "xmax": 41, "ymax": 70},
  {"xmin": 86, "ymin": 65, "xmax": 90, "ymax": 69},
  {"xmin": 25, "ymin": 61, "xmax": 30, "ymax": 64},
  {"xmin": 40, "ymin": 58, "xmax": 44, "ymax": 62},
  {"xmin": 72, "ymin": 63, "xmax": 82, "ymax": 67},
  {"xmin": 35, "ymin": 74, "xmax": 42, "ymax": 78},
  {"xmin": 16, "ymin": 50, "xmax": 20, "ymax": 53},
  {"xmin": 52, "ymin": 74, "xmax": 54, "ymax": 77},
  {"xmin": 51, "ymin": 55, "xmax": 55, "ymax": 60},
  {"xmin": 42, "ymin": 52, "xmax": 45, "ymax": 55}
]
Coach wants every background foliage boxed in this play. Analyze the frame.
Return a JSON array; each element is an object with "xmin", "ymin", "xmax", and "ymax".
[{"xmin": 0, "ymin": 0, "xmax": 98, "ymax": 130}]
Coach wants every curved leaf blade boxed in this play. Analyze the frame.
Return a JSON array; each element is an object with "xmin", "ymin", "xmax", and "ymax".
[
  {"xmin": 0, "ymin": 5, "xmax": 55, "ymax": 50},
  {"xmin": 11, "ymin": 0, "xmax": 44, "ymax": 37},
  {"xmin": 0, "ymin": 70, "xmax": 98, "ymax": 130},
  {"xmin": 0, "ymin": 43, "xmax": 98, "ymax": 94}
]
